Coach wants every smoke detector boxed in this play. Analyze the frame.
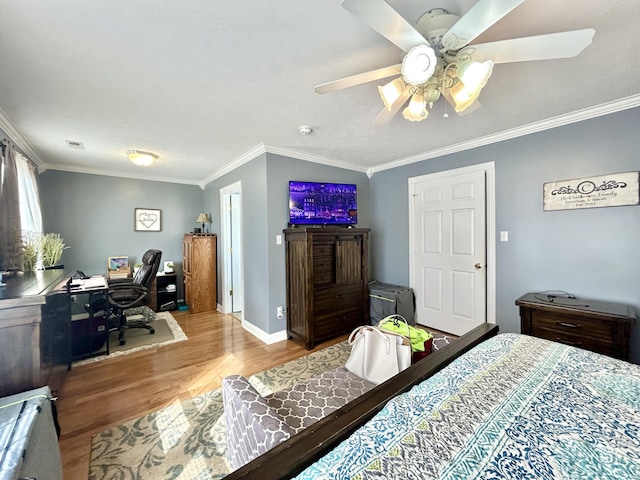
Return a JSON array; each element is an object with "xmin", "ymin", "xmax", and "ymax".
[{"xmin": 298, "ymin": 125, "xmax": 313, "ymax": 135}]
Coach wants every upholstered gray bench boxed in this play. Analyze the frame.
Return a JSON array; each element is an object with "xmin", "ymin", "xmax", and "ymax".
[{"xmin": 222, "ymin": 366, "xmax": 375, "ymax": 470}]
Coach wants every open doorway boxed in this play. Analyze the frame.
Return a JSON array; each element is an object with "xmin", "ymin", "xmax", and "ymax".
[{"xmin": 220, "ymin": 181, "xmax": 244, "ymax": 319}]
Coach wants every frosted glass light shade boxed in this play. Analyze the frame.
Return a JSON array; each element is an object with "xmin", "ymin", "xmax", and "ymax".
[
  {"xmin": 127, "ymin": 149, "xmax": 157, "ymax": 166},
  {"xmin": 402, "ymin": 94, "xmax": 428, "ymax": 121},
  {"xmin": 378, "ymin": 78, "xmax": 405, "ymax": 111},
  {"xmin": 457, "ymin": 59, "xmax": 493, "ymax": 95},
  {"xmin": 450, "ymin": 81, "xmax": 479, "ymax": 113}
]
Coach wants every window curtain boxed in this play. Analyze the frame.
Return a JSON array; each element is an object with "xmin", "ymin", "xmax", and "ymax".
[
  {"xmin": 15, "ymin": 151, "xmax": 43, "ymax": 234},
  {"xmin": 0, "ymin": 142, "xmax": 22, "ymax": 270}
]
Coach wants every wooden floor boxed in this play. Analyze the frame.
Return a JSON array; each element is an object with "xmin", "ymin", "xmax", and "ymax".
[{"xmin": 56, "ymin": 310, "xmax": 348, "ymax": 479}]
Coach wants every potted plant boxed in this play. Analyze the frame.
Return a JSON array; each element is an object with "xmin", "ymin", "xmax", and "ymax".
[
  {"xmin": 41, "ymin": 233, "xmax": 68, "ymax": 269},
  {"xmin": 20, "ymin": 231, "xmax": 69, "ymax": 271},
  {"xmin": 21, "ymin": 231, "xmax": 42, "ymax": 272}
]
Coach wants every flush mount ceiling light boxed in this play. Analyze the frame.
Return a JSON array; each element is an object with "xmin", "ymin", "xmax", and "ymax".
[
  {"xmin": 314, "ymin": 2, "xmax": 595, "ymax": 125},
  {"xmin": 127, "ymin": 149, "xmax": 157, "ymax": 167}
]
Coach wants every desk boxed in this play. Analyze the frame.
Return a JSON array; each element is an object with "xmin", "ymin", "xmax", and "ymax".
[
  {"xmin": 0, "ymin": 269, "xmax": 69, "ymax": 397},
  {"xmin": 68, "ymin": 276, "xmax": 110, "ymax": 360}
]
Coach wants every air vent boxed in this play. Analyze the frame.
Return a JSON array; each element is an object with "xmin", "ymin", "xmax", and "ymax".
[{"xmin": 65, "ymin": 140, "xmax": 84, "ymax": 150}]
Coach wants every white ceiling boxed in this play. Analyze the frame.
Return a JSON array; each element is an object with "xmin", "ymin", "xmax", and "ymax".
[{"xmin": 1, "ymin": 0, "xmax": 639, "ymax": 187}]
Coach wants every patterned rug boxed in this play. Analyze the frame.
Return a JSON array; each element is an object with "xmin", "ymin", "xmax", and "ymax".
[{"xmin": 89, "ymin": 333, "xmax": 453, "ymax": 480}]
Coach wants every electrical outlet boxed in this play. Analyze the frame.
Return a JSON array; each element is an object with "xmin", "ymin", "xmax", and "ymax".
[{"xmin": 276, "ymin": 306, "xmax": 284, "ymax": 319}]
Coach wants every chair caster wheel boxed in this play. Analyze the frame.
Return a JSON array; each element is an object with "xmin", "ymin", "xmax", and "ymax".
[
  {"xmin": 119, "ymin": 339, "xmax": 126, "ymax": 346},
  {"xmin": 149, "ymin": 328, "xmax": 155, "ymax": 334}
]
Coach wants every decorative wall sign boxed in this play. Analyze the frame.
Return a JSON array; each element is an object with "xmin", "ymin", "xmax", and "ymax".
[
  {"xmin": 543, "ymin": 171, "xmax": 639, "ymax": 211},
  {"xmin": 134, "ymin": 208, "xmax": 162, "ymax": 231}
]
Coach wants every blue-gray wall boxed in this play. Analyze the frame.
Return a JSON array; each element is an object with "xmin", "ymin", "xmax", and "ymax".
[
  {"xmin": 370, "ymin": 107, "xmax": 640, "ymax": 362},
  {"xmin": 203, "ymin": 152, "xmax": 370, "ymax": 334},
  {"xmin": 30, "ymin": 107, "xmax": 640, "ymax": 361},
  {"xmin": 39, "ymin": 170, "xmax": 202, "ymax": 297}
]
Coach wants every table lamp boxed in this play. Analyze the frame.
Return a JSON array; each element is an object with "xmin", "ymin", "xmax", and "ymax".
[{"xmin": 196, "ymin": 212, "xmax": 210, "ymax": 233}]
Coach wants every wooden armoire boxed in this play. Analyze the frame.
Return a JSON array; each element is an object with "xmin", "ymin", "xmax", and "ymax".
[
  {"xmin": 284, "ymin": 227, "xmax": 370, "ymax": 349},
  {"xmin": 183, "ymin": 233, "xmax": 217, "ymax": 313}
]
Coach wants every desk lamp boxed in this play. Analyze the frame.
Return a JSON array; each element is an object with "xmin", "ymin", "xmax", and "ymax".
[{"xmin": 196, "ymin": 213, "xmax": 210, "ymax": 233}]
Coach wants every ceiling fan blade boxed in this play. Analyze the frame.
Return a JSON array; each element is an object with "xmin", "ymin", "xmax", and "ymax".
[
  {"xmin": 342, "ymin": 0, "xmax": 427, "ymax": 52},
  {"xmin": 373, "ymin": 88, "xmax": 410, "ymax": 124},
  {"xmin": 461, "ymin": 29, "xmax": 596, "ymax": 64},
  {"xmin": 314, "ymin": 64, "xmax": 402, "ymax": 94},
  {"xmin": 441, "ymin": 0, "xmax": 526, "ymax": 51}
]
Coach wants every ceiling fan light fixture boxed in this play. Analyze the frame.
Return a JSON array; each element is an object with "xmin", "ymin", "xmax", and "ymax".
[
  {"xmin": 127, "ymin": 149, "xmax": 157, "ymax": 167},
  {"xmin": 450, "ymin": 81, "xmax": 479, "ymax": 113},
  {"xmin": 457, "ymin": 59, "xmax": 493, "ymax": 96},
  {"xmin": 402, "ymin": 93, "xmax": 428, "ymax": 122},
  {"xmin": 401, "ymin": 44, "xmax": 437, "ymax": 86},
  {"xmin": 378, "ymin": 77, "xmax": 405, "ymax": 111}
]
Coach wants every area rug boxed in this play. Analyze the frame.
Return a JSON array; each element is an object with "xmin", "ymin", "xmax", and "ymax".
[
  {"xmin": 89, "ymin": 332, "xmax": 453, "ymax": 480},
  {"xmin": 74, "ymin": 312, "xmax": 187, "ymax": 366}
]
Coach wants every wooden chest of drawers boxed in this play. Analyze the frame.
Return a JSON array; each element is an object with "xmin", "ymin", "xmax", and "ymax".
[
  {"xmin": 516, "ymin": 292, "xmax": 636, "ymax": 360},
  {"xmin": 285, "ymin": 227, "xmax": 370, "ymax": 350}
]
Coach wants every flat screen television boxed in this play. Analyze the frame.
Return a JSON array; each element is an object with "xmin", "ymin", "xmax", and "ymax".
[{"xmin": 289, "ymin": 181, "xmax": 357, "ymax": 226}]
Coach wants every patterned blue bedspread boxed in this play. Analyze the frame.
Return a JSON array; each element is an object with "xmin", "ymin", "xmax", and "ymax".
[{"xmin": 295, "ymin": 333, "xmax": 640, "ymax": 479}]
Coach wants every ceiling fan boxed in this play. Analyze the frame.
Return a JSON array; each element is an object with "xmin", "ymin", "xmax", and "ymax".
[{"xmin": 315, "ymin": 0, "xmax": 595, "ymax": 123}]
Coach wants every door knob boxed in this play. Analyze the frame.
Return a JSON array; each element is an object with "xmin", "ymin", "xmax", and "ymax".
[{"xmin": 474, "ymin": 263, "xmax": 483, "ymax": 269}]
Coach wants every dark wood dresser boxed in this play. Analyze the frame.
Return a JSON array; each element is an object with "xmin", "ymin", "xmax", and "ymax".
[
  {"xmin": 516, "ymin": 292, "xmax": 636, "ymax": 361},
  {"xmin": 285, "ymin": 227, "xmax": 370, "ymax": 349}
]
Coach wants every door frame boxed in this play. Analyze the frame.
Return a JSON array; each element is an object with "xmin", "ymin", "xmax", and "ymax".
[
  {"xmin": 408, "ymin": 161, "xmax": 496, "ymax": 324},
  {"xmin": 220, "ymin": 181, "xmax": 244, "ymax": 316}
]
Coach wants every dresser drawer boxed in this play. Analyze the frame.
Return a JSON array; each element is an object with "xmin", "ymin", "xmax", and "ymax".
[
  {"xmin": 529, "ymin": 325, "xmax": 613, "ymax": 355},
  {"xmin": 529, "ymin": 310, "xmax": 614, "ymax": 340},
  {"xmin": 314, "ymin": 309, "xmax": 363, "ymax": 340},
  {"xmin": 314, "ymin": 283, "xmax": 364, "ymax": 315}
]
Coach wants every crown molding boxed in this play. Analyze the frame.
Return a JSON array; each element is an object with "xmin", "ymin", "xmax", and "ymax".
[
  {"xmin": 199, "ymin": 143, "xmax": 368, "ymax": 188},
  {"xmin": 368, "ymin": 94, "xmax": 640, "ymax": 176},
  {"xmin": 263, "ymin": 144, "xmax": 368, "ymax": 173},
  {"xmin": 0, "ymin": 105, "xmax": 47, "ymax": 171},
  {"xmin": 199, "ymin": 144, "xmax": 267, "ymax": 188},
  {"xmin": 4, "ymin": 95, "xmax": 638, "ymax": 185},
  {"xmin": 46, "ymin": 162, "xmax": 201, "ymax": 186}
]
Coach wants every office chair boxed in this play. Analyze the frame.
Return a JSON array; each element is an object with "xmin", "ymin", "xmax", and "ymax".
[{"xmin": 107, "ymin": 249, "xmax": 162, "ymax": 345}]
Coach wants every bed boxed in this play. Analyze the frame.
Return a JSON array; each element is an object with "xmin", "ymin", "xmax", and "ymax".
[{"xmin": 225, "ymin": 323, "xmax": 640, "ymax": 479}]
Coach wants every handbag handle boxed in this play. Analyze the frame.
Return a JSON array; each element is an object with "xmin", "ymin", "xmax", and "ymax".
[
  {"xmin": 378, "ymin": 315, "xmax": 412, "ymax": 344},
  {"xmin": 348, "ymin": 325, "xmax": 393, "ymax": 354}
]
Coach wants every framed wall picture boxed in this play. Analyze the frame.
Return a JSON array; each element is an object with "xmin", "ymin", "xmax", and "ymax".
[
  {"xmin": 108, "ymin": 256, "xmax": 129, "ymax": 270},
  {"xmin": 134, "ymin": 208, "xmax": 162, "ymax": 232}
]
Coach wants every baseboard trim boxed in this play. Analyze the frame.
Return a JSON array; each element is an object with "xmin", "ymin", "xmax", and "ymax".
[{"xmin": 241, "ymin": 319, "xmax": 288, "ymax": 345}]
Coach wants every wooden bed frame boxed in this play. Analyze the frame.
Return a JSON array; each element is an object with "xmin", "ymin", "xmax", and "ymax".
[{"xmin": 225, "ymin": 322, "xmax": 499, "ymax": 479}]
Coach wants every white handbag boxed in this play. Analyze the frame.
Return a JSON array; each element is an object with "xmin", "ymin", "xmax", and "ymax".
[{"xmin": 345, "ymin": 325, "xmax": 412, "ymax": 385}]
